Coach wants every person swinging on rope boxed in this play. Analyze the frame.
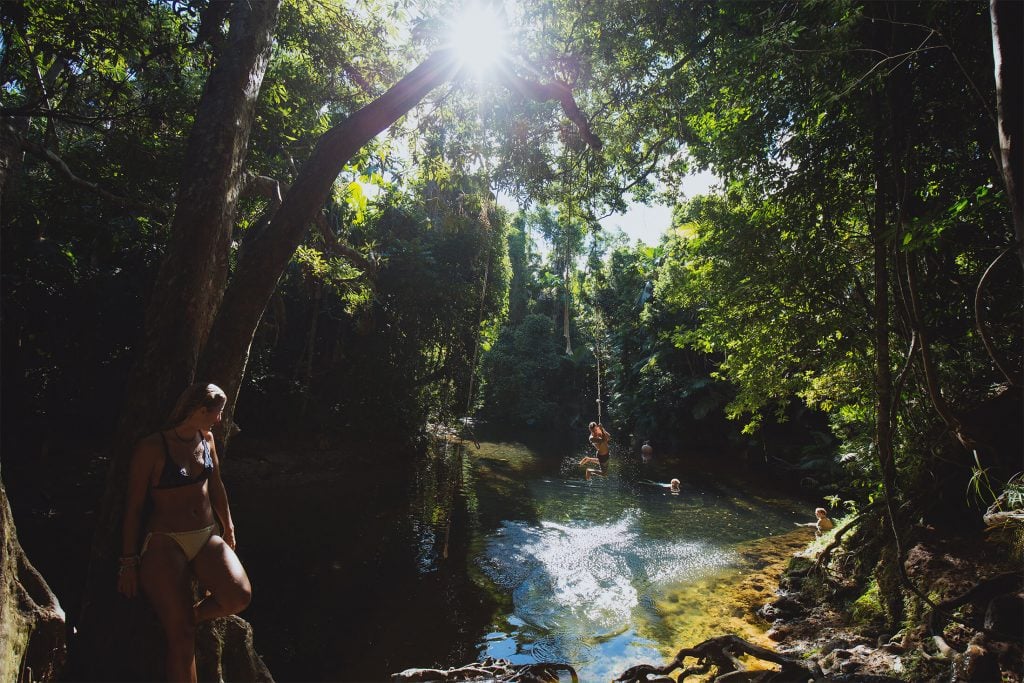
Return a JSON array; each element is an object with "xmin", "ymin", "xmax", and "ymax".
[{"xmin": 580, "ymin": 421, "xmax": 611, "ymax": 480}]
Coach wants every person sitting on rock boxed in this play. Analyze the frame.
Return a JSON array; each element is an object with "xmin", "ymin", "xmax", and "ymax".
[{"xmin": 795, "ymin": 507, "xmax": 834, "ymax": 536}]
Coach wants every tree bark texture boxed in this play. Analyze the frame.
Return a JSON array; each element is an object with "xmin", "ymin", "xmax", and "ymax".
[
  {"xmin": 990, "ymin": 0, "xmax": 1023, "ymax": 268},
  {"xmin": 198, "ymin": 50, "xmax": 462, "ymax": 439},
  {"xmin": 79, "ymin": 0, "xmax": 281, "ymax": 677},
  {"xmin": 0, "ymin": 475, "xmax": 66, "ymax": 683}
]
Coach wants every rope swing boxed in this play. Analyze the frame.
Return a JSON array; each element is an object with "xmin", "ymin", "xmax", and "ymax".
[
  {"xmin": 595, "ymin": 337, "xmax": 603, "ymax": 425},
  {"xmin": 582, "ymin": 151, "xmax": 607, "ymax": 428},
  {"xmin": 562, "ymin": 161, "xmax": 575, "ymax": 356}
]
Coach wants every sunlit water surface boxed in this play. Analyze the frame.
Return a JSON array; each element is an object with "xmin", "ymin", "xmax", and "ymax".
[
  {"xmin": 459, "ymin": 441, "xmax": 806, "ymax": 681},
  {"xmin": 233, "ymin": 438, "xmax": 808, "ymax": 681}
]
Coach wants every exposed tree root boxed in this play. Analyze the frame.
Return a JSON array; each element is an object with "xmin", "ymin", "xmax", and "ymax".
[
  {"xmin": 614, "ymin": 635, "xmax": 825, "ymax": 682},
  {"xmin": 391, "ymin": 634, "xmax": 925, "ymax": 683},
  {"xmin": 813, "ymin": 515, "xmax": 860, "ymax": 587},
  {"xmin": 928, "ymin": 570, "xmax": 1024, "ymax": 645},
  {"xmin": 983, "ymin": 479, "xmax": 1024, "ymax": 529}
]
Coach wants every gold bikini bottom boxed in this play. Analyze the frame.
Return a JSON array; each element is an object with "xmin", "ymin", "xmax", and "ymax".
[{"xmin": 141, "ymin": 524, "xmax": 216, "ymax": 562}]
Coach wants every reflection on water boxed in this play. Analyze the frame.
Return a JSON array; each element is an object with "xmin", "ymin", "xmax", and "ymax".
[{"xmin": 461, "ymin": 440, "xmax": 807, "ymax": 681}]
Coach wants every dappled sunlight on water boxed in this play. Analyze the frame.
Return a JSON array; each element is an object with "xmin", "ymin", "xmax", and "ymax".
[
  {"xmin": 480, "ymin": 512, "xmax": 733, "ymax": 637},
  {"xmin": 465, "ymin": 441, "xmax": 808, "ymax": 680},
  {"xmin": 477, "ymin": 512, "xmax": 737, "ymax": 679}
]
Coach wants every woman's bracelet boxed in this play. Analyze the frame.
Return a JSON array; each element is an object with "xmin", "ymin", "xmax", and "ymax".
[
  {"xmin": 117, "ymin": 555, "xmax": 140, "ymax": 577},
  {"xmin": 118, "ymin": 555, "xmax": 140, "ymax": 567}
]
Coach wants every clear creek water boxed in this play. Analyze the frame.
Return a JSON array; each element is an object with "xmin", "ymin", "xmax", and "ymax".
[{"xmin": 232, "ymin": 437, "xmax": 810, "ymax": 681}]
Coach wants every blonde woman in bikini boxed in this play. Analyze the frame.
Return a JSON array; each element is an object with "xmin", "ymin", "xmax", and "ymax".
[{"xmin": 117, "ymin": 383, "xmax": 251, "ymax": 682}]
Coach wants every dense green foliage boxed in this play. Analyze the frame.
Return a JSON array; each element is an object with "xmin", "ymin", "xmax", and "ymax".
[
  {"xmin": 243, "ymin": 174, "xmax": 510, "ymax": 439},
  {"xmin": 1, "ymin": 0, "xmax": 1021, "ymax": 677},
  {"xmin": 473, "ymin": 0, "xmax": 1021, "ymax": 639},
  {"xmin": 0, "ymin": 0, "xmax": 499, "ymax": 445}
]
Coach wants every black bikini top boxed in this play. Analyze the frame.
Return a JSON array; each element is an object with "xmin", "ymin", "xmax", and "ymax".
[{"xmin": 154, "ymin": 431, "xmax": 213, "ymax": 490}]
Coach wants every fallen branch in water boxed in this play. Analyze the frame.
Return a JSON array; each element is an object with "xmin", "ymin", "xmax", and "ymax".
[{"xmin": 392, "ymin": 658, "xmax": 578, "ymax": 682}]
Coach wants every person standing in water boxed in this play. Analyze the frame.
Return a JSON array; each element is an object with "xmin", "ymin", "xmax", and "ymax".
[
  {"xmin": 118, "ymin": 383, "xmax": 251, "ymax": 682},
  {"xmin": 580, "ymin": 421, "xmax": 611, "ymax": 480},
  {"xmin": 640, "ymin": 441, "xmax": 654, "ymax": 463}
]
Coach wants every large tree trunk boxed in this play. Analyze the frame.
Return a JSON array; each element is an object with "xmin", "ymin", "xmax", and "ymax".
[
  {"xmin": 78, "ymin": 1, "xmax": 281, "ymax": 677},
  {"xmin": 871, "ymin": 123, "xmax": 898, "ymax": 526},
  {"xmin": 198, "ymin": 50, "xmax": 461, "ymax": 439},
  {"xmin": 0, "ymin": 474, "xmax": 66, "ymax": 683},
  {"xmin": 990, "ymin": 0, "xmax": 1023, "ymax": 268}
]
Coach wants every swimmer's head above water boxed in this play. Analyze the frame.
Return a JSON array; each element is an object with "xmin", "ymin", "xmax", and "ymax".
[{"xmin": 669, "ymin": 478, "xmax": 681, "ymax": 492}]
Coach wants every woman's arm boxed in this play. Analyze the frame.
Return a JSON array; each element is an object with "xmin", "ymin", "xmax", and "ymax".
[
  {"xmin": 206, "ymin": 434, "xmax": 236, "ymax": 549},
  {"xmin": 118, "ymin": 439, "xmax": 156, "ymax": 597}
]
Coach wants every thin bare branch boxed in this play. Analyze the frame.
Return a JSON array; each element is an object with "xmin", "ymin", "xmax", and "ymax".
[
  {"xmin": 242, "ymin": 171, "xmax": 376, "ymax": 275},
  {"xmin": 974, "ymin": 240, "xmax": 1021, "ymax": 386},
  {"xmin": 19, "ymin": 136, "xmax": 162, "ymax": 215}
]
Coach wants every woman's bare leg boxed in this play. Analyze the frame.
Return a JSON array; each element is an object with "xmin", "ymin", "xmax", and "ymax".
[
  {"xmin": 140, "ymin": 535, "xmax": 197, "ymax": 683},
  {"xmin": 191, "ymin": 535, "xmax": 251, "ymax": 623}
]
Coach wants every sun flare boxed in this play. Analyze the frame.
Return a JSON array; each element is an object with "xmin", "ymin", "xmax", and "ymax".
[{"xmin": 449, "ymin": 2, "xmax": 509, "ymax": 78}]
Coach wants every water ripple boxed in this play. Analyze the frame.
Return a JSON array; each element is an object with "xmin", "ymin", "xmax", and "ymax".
[{"xmin": 480, "ymin": 510, "xmax": 734, "ymax": 637}]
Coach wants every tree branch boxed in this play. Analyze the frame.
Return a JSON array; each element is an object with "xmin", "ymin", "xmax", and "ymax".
[
  {"xmin": 242, "ymin": 171, "xmax": 376, "ymax": 275},
  {"xmin": 974, "ymin": 240, "xmax": 1021, "ymax": 387},
  {"xmin": 500, "ymin": 71, "xmax": 602, "ymax": 151},
  {"xmin": 19, "ymin": 136, "xmax": 163, "ymax": 215},
  {"xmin": 900, "ymin": 248, "xmax": 963, "ymax": 434},
  {"xmin": 343, "ymin": 63, "xmax": 376, "ymax": 97}
]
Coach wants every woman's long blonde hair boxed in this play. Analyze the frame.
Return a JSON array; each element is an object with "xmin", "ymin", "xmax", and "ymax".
[{"xmin": 165, "ymin": 383, "xmax": 227, "ymax": 427}]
